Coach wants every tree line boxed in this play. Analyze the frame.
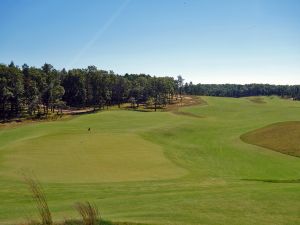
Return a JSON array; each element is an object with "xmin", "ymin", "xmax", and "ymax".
[
  {"xmin": 183, "ymin": 82, "xmax": 300, "ymax": 99},
  {"xmin": 0, "ymin": 62, "xmax": 181, "ymax": 120},
  {"xmin": 2, "ymin": 61, "xmax": 300, "ymax": 121}
]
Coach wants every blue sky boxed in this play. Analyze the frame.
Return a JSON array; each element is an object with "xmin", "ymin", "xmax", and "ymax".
[{"xmin": 1, "ymin": 0, "xmax": 300, "ymax": 84}]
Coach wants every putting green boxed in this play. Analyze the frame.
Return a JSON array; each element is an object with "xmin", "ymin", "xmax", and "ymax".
[{"xmin": 1, "ymin": 132, "xmax": 186, "ymax": 183}]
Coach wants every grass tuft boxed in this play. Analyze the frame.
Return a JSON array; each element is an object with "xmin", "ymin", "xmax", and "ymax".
[
  {"xmin": 75, "ymin": 202, "xmax": 100, "ymax": 225},
  {"xmin": 24, "ymin": 176, "xmax": 53, "ymax": 225}
]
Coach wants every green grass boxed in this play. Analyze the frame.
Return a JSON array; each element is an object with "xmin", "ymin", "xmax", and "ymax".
[
  {"xmin": 0, "ymin": 96, "xmax": 300, "ymax": 225},
  {"xmin": 241, "ymin": 121, "xmax": 300, "ymax": 157},
  {"xmin": 2, "ymin": 132, "xmax": 185, "ymax": 183}
]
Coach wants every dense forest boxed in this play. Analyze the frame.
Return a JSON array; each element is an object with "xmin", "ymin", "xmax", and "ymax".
[
  {"xmin": 0, "ymin": 62, "xmax": 181, "ymax": 120},
  {"xmin": 184, "ymin": 82, "xmax": 300, "ymax": 98},
  {"xmin": 1, "ymin": 61, "xmax": 300, "ymax": 121}
]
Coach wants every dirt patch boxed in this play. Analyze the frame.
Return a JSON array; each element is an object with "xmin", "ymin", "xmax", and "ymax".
[
  {"xmin": 122, "ymin": 95, "xmax": 207, "ymax": 115},
  {"xmin": 0, "ymin": 115, "xmax": 74, "ymax": 130},
  {"xmin": 164, "ymin": 95, "xmax": 206, "ymax": 118},
  {"xmin": 61, "ymin": 107, "xmax": 96, "ymax": 115},
  {"xmin": 0, "ymin": 108, "xmax": 97, "ymax": 130},
  {"xmin": 165, "ymin": 95, "xmax": 207, "ymax": 112}
]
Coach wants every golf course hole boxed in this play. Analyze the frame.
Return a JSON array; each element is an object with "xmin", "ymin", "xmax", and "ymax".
[{"xmin": 241, "ymin": 121, "xmax": 300, "ymax": 157}]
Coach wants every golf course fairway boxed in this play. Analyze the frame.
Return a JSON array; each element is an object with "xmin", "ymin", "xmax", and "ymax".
[{"xmin": 0, "ymin": 96, "xmax": 299, "ymax": 225}]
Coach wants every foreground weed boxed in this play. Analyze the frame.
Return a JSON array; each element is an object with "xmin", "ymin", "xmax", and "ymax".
[
  {"xmin": 24, "ymin": 176, "xmax": 53, "ymax": 225},
  {"xmin": 75, "ymin": 202, "xmax": 100, "ymax": 225}
]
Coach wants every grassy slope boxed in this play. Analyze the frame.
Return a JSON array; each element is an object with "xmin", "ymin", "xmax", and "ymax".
[
  {"xmin": 0, "ymin": 96, "xmax": 300, "ymax": 225},
  {"xmin": 241, "ymin": 121, "xmax": 300, "ymax": 157}
]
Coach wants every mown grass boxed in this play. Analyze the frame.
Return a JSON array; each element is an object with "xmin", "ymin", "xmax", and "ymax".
[
  {"xmin": 0, "ymin": 96, "xmax": 300, "ymax": 225},
  {"xmin": 2, "ymin": 133, "xmax": 186, "ymax": 183}
]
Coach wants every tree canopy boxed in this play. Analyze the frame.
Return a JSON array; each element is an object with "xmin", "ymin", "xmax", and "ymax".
[
  {"xmin": 1, "ymin": 61, "xmax": 300, "ymax": 121},
  {"xmin": 183, "ymin": 82, "xmax": 300, "ymax": 99},
  {"xmin": 0, "ymin": 62, "xmax": 178, "ymax": 120}
]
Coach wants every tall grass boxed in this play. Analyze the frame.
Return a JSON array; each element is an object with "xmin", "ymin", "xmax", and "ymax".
[
  {"xmin": 24, "ymin": 176, "xmax": 53, "ymax": 225},
  {"xmin": 23, "ymin": 177, "xmax": 102, "ymax": 225},
  {"xmin": 75, "ymin": 202, "xmax": 100, "ymax": 225}
]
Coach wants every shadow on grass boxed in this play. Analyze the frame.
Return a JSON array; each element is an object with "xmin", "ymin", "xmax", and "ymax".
[
  {"xmin": 26, "ymin": 219, "xmax": 150, "ymax": 225},
  {"xmin": 242, "ymin": 178, "xmax": 300, "ymax": 183},
  {"xmin": 63, "ymin": 220, "xmax": 150, "ymax": 225},
  {"xmin": 171, "ymin": 111, "xmax": 205, "ymax": 118}
]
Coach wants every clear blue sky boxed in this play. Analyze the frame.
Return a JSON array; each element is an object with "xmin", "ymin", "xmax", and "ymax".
[{"xmin": 1, "ymin": 0, "xmax": 300, "ymax": 84}]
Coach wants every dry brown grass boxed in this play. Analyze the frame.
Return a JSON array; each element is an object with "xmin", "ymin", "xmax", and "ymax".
[
  {"xmin": 247, "ymin": 97, "xmax": 266, "ymax": 104},
  {"xmin": 24, "ymin": 176, "xmax": 53, "ymax": 225},
  {"xmin": 74, "ymin": 202, "xmax": 100, "ymax": 225},
  {"xmin": 241, "ymin": 121, "xmax": 300, "ymax": 157},
  {"xmin": 165, "ymin": 95, "xmax": 207, "ymax": 112}
]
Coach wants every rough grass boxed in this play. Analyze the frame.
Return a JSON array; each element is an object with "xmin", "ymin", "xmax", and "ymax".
[
  {"xmin": 0, "ymin": 96, "xmax": 300, "ymax": 225},
  {"xmin": 241, "ymin": 121, "xmax": 300, "ymax": 157}
]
